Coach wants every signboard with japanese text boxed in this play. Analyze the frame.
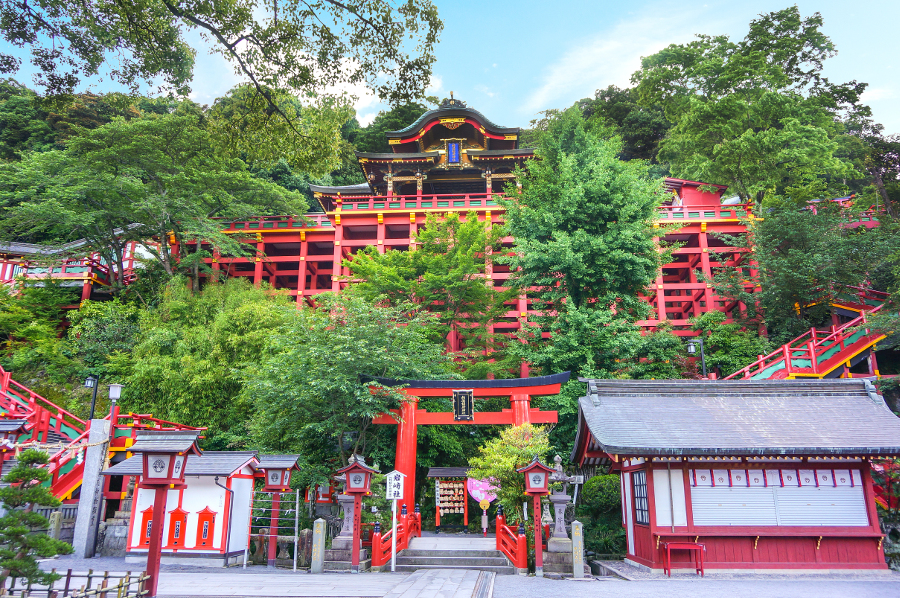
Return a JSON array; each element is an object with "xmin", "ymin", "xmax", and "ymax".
[
  {"xmin": 452, "ymin": 389, "xmax": 474, "ymax": 421},
  {"xmin": 385, "ymin": 470, "xmax": 405, "ymax": 501}
]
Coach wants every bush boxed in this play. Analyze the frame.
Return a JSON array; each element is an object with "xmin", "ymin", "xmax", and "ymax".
[{"xmin": 580, "ymin": 474, "xmax": 621, "ymax": 520}]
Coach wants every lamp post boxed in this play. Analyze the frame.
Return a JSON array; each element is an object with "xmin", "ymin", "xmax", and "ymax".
[
  {"xmin": 335, "ymin": 455, "xmax": 379, "ymax": 573},
  {"xmin": 108, "ymin": 383, "xmax": 123, "ymax": 424},
  {"xmin": 84, "ymin": 375, "xmax": 99, "ymax": 420},
  {"xmin": 256, "ymin": 455, "xmax": 301, "ymax": 568},
  {"xmin": 129, "ymin": 430, "xmax": 202, "ymax": 598},
  {"xmin": 516, "ymin": 456, "xmax": 554, "ymax": 577},
  {"xmin": 686, "ymin": 338, "xmax": 708, "ymax": 379}
]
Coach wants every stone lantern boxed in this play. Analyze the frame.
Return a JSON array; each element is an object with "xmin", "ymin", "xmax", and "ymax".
[
  {"xmin": 335, "ymin": 455, "xmax": 380, "ymax": 573},
  {"xmin": 547, "ymin": 454, "xmax": 577, "ymax": 553},
  {"xmin": 256, "ymin": 455, "xmax": 300, "ymax": 567},
  {"xmin": 129, "ymin": 430, "xmax": 202, "ymax": 598},
  {"xmin": 516, "ymin": 456, "xmax": 554, "ymax": 577}
]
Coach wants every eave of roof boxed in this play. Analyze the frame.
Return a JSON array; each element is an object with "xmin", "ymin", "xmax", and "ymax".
[
  {"xmin": 309, "ymin": 183, "xmax": 373, "ymax": 195},
  {"xmin": 103, "ymin": 451, "xmax": 259, "ymax": 477},
  {"xmin": 363, "ymin": 372, "xmax": 571, "ymax": 389},
  {"xmin": 387, "ymin": 107, "xmax": 518, "ymax": 138},
  {"xmin": 355, "ymin": 151, "xmax": 440, "ymax": 161},
  {"xmin": 467, "ymin": 149, "xmax": 534, "ymax": 158},
  {"xmin": 575, "ymin": 379, "xmax": 900, "ymax": 458}
]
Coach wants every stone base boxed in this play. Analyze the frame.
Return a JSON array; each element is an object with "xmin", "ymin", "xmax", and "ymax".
[
  {"xmin": 126, "ymin": 551, "xmax": 246, "ymax": 567},
  {"xmin": 330, "ymin": 537, "xmax": 353, "ymax": 550},
  {"xmin": 547, "ymin": 537, "xmax": 572, "ymax": 553},
  {"xmin": 541, "ymin": 551, "xmax": 590, "ymax": 577},
  {"xmin": 325, "ymin": 548, "xmax": 367, "ymax": 561}
]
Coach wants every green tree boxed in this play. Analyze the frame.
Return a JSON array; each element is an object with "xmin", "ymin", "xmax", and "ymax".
[
  {"xmin": 689, "ymin": 311, "xmax": 771, "ymax": 377},
  {"xmin": 68, "ymin": 299, "xmax": 140, "ymax": 373},
  {"xmin": 0, "ymin": 449, "xmax": 73, "ymax": 590},
  {"xmin": 0, "ymin": 0, "xmax": 441, "ymax": 163},
  {"xmin": 109, "ymin": 277, "xmax": 294, "ymax": 448},
  {"xmin": 501, "ymin": 107, "xmax": 664, "ymax": 377},
  {"xmin": 345, "ymin": 212, "xmax": 518, "ymax": 378},
  {"xmin": 0, "ymin": 108, "xmax": 308, "ymax": 291},
  {"xmin": 0, "ymin": 280, "xmax": 78, "ymax": 381},
  {"xmin": 632, "ymin": 6, "xmax": 866, "ymax": 204},
  {"xmin": 579, "ymin": 85, "xmax": 671, "ymax": 167},
  {"xmin": 355, "ymin": 103, "xmax": 431, "ymax": 153},
  {"xmin": 0, "ymin": 79, "xmax": 55, "ymax": 160},
  {"xmin": 246, "ymin": 291, "xmax": 450, "ymax": 465},
  {"xmin": 467, "ymin": 424, "xmax": 551, "ymax": 521},
  {"xmin": 707, "ymin": 203, "xmax": 895, "ymax": 344}
]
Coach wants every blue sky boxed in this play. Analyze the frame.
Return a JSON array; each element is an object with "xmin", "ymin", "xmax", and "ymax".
[{"xmin": 6, "ymin": 1, "xmax": 899, "ymax": 133}]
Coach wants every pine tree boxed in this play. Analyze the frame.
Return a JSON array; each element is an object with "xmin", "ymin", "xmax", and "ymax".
[{"xmin": 0, "ymin": 449, "xmax": 73, "ymax": 590}]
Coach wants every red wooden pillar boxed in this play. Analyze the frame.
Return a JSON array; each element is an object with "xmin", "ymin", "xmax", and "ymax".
[
  {"xmin": 350, "ymin": 493, "xmax": 363, "ymax": 573},
  {"xmin": 533, "ymin": 494, "xmax": 543, "ymax": 576},
  {"xmin": 377, "ymin": 213, "xmax": 385, "ymax": 254},
  {"xmin": 511, "ymin": 394, "xmax": 531, "ymax": 426},
  {"xmin": 395, "ymin": 395, "xmax": 418, "ymax": 509},
  {"xmin": 296, "ymin": 236, "xmax": 308, "ymax": 307},
  {"xmin": 268, "ymin": 492, "xmax": 280, "ymax": 567},
  {"xmin": 145, "ymin": 488, "xmax": 168, "ymax": 598},
  {"xmin": 81, "ymin": 279, "xmax": 92, "ymax": 302},
  {"xmin": 332, "ymin": 208, "xmax": 343, "ymax": 292},
  {"xmin": 254, "ymin": 239, "xmax": 264, "ymax": 287}
]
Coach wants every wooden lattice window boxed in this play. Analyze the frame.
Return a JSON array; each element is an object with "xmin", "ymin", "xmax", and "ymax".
[{"xmin": 633, "ymin": 471, "xmax": 649, "ymax": 525}]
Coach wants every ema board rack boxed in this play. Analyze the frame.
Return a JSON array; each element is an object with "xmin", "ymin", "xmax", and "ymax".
[{"xmin": 427, "ymin": 467, "xmax": 470, "ymax": 532}]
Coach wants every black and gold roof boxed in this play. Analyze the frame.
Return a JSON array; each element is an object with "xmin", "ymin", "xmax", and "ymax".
[{"xmin": 314, "ymin": 97, "xmax": 533, "ymax": 203}]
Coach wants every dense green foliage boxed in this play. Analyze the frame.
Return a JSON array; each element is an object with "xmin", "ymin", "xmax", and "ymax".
[
  {"xmin": 467, "ymin": 424, "xmax": 551, "ymax": 521},
  {"xmin": 345, "ymin": 212, "xmax": 518, "ymax": 378},
  {"xmin": 0, "ymin": 450, "xmax": 73, "ymax": 589}
]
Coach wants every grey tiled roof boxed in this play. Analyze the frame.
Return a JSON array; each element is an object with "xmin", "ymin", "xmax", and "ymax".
[
  {"xmin": 354, "ymin": 152, "xmax": 440, "ymax": 160},
  {"xmin": 0, "ymin": 419, "xmax": 28, "ymax": 432},
  {"xmin": 388, "ymin": 106, "xmax": 517, "ymax": 136},
  {"xmin": 129, "ymin": 430, "xmax": 202, "ymax": 454},
  {"xmin": 577, "ymin": 379, "xmax": 900, "ymax": 457},
  {"xmin": 256, "ymin": 454, "xmax": 301, "ymax": 469},
  {"xmin": 104, "ymin": 451, "xmax": 258, "ymax": 476},
  {"xmin": 426, "ymin": 467, "xmax": 469, "ymax": 478},
  {"xmin": 309, "ymin": 183, "xmax": 373, "ymax": 195}
]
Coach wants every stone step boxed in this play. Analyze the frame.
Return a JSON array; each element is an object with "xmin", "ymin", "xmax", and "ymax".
[
  {"xmin": 400, "ymin": 549, "xmax": 504, "ymax": 558},
  {"xmin": 394, "ymin": 564, "xmax": 516, "ymax": 575},
  {"xmin": 396, "ymin": 555, "xmax": 510, "ymax": 567},
  {"xmin": 324, "ymin": 559, "xmax": 371, "ymax": 572}
]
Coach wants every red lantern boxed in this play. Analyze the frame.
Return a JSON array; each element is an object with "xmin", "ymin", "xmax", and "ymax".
[
  {"xmin": 131, "ymin": 430, "xmax": 202, "ymax": 488},
  {"xmin": 336, "ymin": 459, "xmax": 378, "ymax": 494},
  {"xmin": 517, "ymin": 456, "xmax": 554, "ymax": 495},
  {"xmin": 257, "ymin": 455, "xmax": 301, "ymax": 492}
]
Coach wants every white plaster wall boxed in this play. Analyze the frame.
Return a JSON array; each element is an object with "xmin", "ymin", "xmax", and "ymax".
[
  {"xmin": 128, "ymin": 487, "xmax": 179, "ymax": 549},
  {"xmin": 228, "ymin": 477, "xmax": 254, "ymax": 553},
  {"xmin": 180, "ymin": 476, "xmax": 227, "ymax": 549},
  {"xmin": 623, "ymin": 472, "xmax": 634, "ymax": 555},
  {"xmin": 652, "ymin": 469, "xmax": 687, "ymax": 527}
]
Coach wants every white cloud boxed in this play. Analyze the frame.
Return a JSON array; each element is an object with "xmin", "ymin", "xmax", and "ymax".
[
  {"xmin": 426, "ymin": 74, "xmax": 443, "ymax": 96},
  {"xmin": 475, "ymin": 84, "xmax": 496, "ymax": 98},
  {"xmin": 523, "ymin": 4, "xmax": 725, "ymax": 115},
  {"xmin": 862, "ymin": 87, "xmax": 897, "ymax": 102}
]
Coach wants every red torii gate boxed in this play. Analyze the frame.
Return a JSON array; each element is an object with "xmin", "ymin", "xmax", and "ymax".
[{"xmin": 370, "ymin": 372, "xmax": 569, "ymax": 509}]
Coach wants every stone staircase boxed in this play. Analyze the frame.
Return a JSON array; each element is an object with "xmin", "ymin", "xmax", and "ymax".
[{"xmin": 394, "ymin": 536, "xmax": 516, "ymax": 575}]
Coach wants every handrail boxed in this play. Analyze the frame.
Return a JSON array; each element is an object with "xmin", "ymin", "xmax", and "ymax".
[
  {"xmin": 725, "ymin": 302, "xmax": 886, "ymax": 380},
  {"xmin": 369, "ymin": 505, "xmax": 422, "ymax": 568},
  {"xmin": 0, "ymin": 365, "xmax": 86, "ymax": 431},
  {"xmin": 495, "ymin": 513, "xmax": 527, "ymax": 571}
]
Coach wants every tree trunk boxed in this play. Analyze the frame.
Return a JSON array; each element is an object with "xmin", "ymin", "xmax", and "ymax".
[{"xmin": 871, "ymin": 170, "xmax": 897, "ymax": 218}]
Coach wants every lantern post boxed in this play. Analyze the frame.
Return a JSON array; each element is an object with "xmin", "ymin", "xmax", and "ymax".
[
  {"xmin": 335, "ymin": 455, "xmax": 379, "ymax": 573},
  {"xmin": 128, "ymin": 430, "xmax": 202, "ymax": 598},
  {"xmin": 516, "ymin": 456, "xmax": 554, "ymax": 577},
  {"xmin": 256, "ymin": 455, "xmax": 301, "ymax": 568}
]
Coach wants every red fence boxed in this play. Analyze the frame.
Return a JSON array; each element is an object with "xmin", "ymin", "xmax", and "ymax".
[
  {"xmin": 495, "ymin": 512, "xmax": 527, "ymax": 571},
  {"xmin": 370, "ymin": 505, "xmax": 423, "ymax": 568}
]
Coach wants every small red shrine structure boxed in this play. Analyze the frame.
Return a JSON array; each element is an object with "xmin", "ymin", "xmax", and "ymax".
[
  {"xmin": 371, "ymin": 372, "xmax": 569, "ymax": 509},
  {"xmin": 572, "ymin": 378, "xmax": 900, "ymax": 573}
]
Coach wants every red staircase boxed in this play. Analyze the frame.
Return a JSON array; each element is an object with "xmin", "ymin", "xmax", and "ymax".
[
  {"xmin": 725, "ymin": 288, "xmax": 890, "ymax": 380},
  {"xmin": 1, "ymin": 365, "xmax": 203, "ymax": 500}
]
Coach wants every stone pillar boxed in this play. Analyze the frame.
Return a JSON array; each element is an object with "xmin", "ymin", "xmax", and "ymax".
[
  {"xmin": 48, "ymin": 511, "xmax": 62, "ymax": 540},
  {"xmin": 547, "ymin": 493, "xmax": 572, "ymax": 552},
  {"xmin": 310, "ymin": 518, "xmax": 326, "ymax": 574},
  {"xmin": 332, "ymin": 494, "xmax": 356, "ymax": 550},
  {"xmin": 72, "ymin": 419, "xmax": 110, "ymax": 558},
  {"xmin": 571, "ymin": 520, "xmax": 584, "ymax": 578}
]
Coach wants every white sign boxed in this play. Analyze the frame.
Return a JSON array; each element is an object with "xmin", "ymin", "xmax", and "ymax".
[{"xmin": 385, "ymin": 470, "xmax": 405, "ymax": 501}]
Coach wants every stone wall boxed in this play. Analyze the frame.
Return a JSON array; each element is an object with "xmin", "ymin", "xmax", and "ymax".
[{"xmin": 883, "ymin": 519, "xmax": 900, "ymax": 571}]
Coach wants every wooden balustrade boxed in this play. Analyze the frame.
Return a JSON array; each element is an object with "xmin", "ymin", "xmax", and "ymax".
[
  {"xmin": 369, "ymin": 505, "xmax": 423, "ymax": 568},
  {"xmin": 495, "ymin": 513, "xmax": 528, "ymax": 571}
]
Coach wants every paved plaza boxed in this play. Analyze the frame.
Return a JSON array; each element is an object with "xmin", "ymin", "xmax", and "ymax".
[{"xmin": 40, "ymin": 554, "xmax": 900, "ymax": 598}]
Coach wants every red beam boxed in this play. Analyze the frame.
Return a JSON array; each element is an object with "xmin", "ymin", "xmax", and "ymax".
[
  {"xmin": 399, "ymin": 384, "xmax": 562, "ymax": 398},
  {"xmin": 372, "ymin": 408, "xmax": 557, "ymax": 425}
]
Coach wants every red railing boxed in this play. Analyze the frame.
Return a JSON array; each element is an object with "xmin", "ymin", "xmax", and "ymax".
[
  {"xmin": 0, "ymin": 366, "xmax": 86, "ymax": 439},
  {"xmin": 332, "ymin": 193, "xmax": 503, "ymax": 213},
  {"xmin": 725, "ymin": 301, "xmax": 888, "ymax": 380},
  {"xmin": 495, "ymin": 513, "xmax": 527, "ymax": 571},
  {"xmin": 217, "ymin": 213, "xmax": 333, "ymax": 233},
  {"xmin": 370, "ymin": 505, "xmax": 423, "ymax": 568},
  {"xmin": 655, "ymin": 203, "xmax": 752, "ymax": 222}
]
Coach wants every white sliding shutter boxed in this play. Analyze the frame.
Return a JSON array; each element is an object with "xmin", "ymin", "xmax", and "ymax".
[
  {"xmin": 774, "ymin": 487, "xmax": 869, "ymax": 526},
  {"xmin": 691, "ymin": 487, "xmax": 778, "ymax": 526}
]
